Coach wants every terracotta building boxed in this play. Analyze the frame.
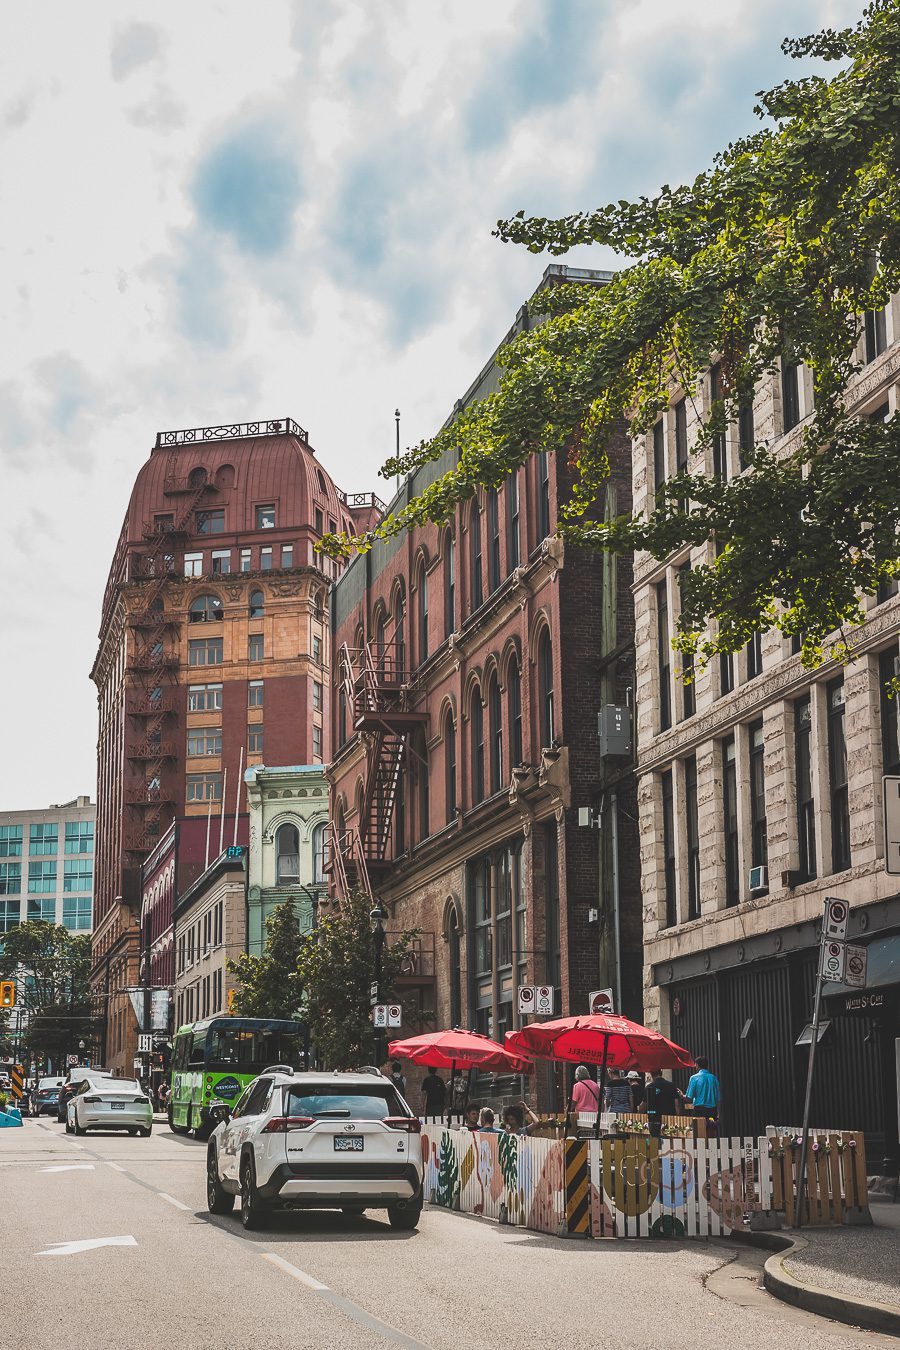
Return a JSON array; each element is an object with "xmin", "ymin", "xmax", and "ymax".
[
  {"xmin": 634, "ymin": 301, "xmax": 900, "ymax": 1171},
  {"xmin": 91, "ymin": 417, "xmax": 381, "ymax": 1072},
  {"xmin": 328, "ymin": 268, "xmax": 642, "ymax": 1108}
]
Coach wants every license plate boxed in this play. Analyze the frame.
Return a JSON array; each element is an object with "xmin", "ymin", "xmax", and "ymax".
[
  {"xmin": 110, "ymin": 1102, "xmax": 126, "ymax": 1111},
  {"xmin": 334, "ymin": 1136, "xmax": 364, "ymax": 1151}
]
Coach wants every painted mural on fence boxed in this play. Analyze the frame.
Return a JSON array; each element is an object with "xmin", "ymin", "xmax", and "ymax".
[{"xmin": 422, "ymin": 1127, "xmax": 567, "ymax": 1235}]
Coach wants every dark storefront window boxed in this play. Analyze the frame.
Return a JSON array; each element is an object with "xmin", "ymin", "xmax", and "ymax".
[
  {"xmin": 828, "ymin": 679, "xmax": 850, "ymax": 873},
  {"xmin": 749, "ymin": 720, "xmax": 768, "ymax": 870},
  {"xmin": 684, "ymin": 756, "xmax": 700, "ymax": 921},
  {"xmin": 880, "ymin": 647, "xmax": 900, "ymax": 776},
  {"xmin": 796, "ymin": 696, "xmax": 816, "ymax": 881},
  {"xmin": 662, "ymin": 770, "xmax": 676, "ymax": 928},
  {"xmin": 723, "ymin": 735, "xmax": 739, "ymax": 906}
]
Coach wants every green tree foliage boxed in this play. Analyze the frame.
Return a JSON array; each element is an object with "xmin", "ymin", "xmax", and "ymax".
[
  {"xmin": 227, "ymin": 898, "xmax": 305, "ymax": 1021},
  {"xmin": 297, "ymin": 891, "xmax": 419, "ymax": 1069},
  {"xmin": 321, "ymin": 2, "xmax": 900, "ymax": 670},
  {"xmin": 0, "ymin": 923, "xmax": 95, "ymax": 1064}
]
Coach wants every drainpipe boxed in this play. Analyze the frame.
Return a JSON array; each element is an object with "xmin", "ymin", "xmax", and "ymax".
[{"xmin": 611, "ymin": 790, "xmax": 622, "ymax": 1015}]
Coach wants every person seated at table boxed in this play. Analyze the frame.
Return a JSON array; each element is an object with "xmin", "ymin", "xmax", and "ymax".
[
  {"xmin": 501, "ymin": 1102, "xmax": 541, "ymax": 1136},
  {"xmin": 463, "ymin": 1103, "xmax": 480, "ymax": 1131}
]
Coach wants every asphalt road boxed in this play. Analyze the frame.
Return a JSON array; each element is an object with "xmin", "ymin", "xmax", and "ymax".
[{"xmin": 0, "ymin": 1118, "xmax": 892, "ymax": 1350}]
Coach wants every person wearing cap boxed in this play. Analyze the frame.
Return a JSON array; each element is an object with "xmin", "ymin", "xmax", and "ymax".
[{"xmin": 627, "ymin": 1071, "xmax": 646, "ymax": 1111}]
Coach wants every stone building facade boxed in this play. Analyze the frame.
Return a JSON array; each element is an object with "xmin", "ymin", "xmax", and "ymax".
[
  {"xmin": 245, "ymin": 764, "xmax": 328, "ymax": 954},
  {"xmin": 91, "ymin": 417, "xmax": 381, "ymax": 1072},
  {"xmin": 173, "ymin": 849, "xmax": 246, "ymax": 1031},
  {"xmin": 328, "ymin": 268, "xmax": 641, "ymax": 1108},
  {"xmin": 634, "ymin": 302, "xmax": 900, "ymax": 1169}
]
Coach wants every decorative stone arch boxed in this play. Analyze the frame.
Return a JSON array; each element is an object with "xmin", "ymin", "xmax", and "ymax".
[
  {"xmin": 411, "ymin": 544, "xmax": 433, "ymax": 585},
  {"xmin": 439, "ymin": 521, "xmax": 456, "ymax": 554},
  {"xmin": 527, "ymin": 607, "xmax": 554, "ymax": 665},
  {"xmin": 481, "ymin": 650, "xmax": 502, "ymax": 692},
  {"xmin": 498, "ymin": 636, "xmax": 523, "ymax": 688},
  {"xmin": 262, "ymin": 809, "xmax": 303, "ymax": 844},
  {"xmin": 441, "ymin": 893, "xmax": 464, "ymax": 940},
  {"xmin": 437, "ymin": 693, "xmax": 458, "ymax": 735},
  {"xmin": 461, "ymin": 669, "xmax": 484, "ymax": 722},
  {"xmin": 353, "ymin": 777, "xmax": 365, "ymax": 822}
]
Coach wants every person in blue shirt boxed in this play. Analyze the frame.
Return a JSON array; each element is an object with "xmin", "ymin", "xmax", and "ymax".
[{"xmin": 684, "ymin": 1057, "xmax": 721, "ymax": 1134}]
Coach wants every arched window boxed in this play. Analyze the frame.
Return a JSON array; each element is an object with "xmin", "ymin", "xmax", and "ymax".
[
  {"xmin": 445, "ymin": 715, "xmax": 457, "ymax": 824},
  {"xmin": 508, "ymin": 658, "xmax": 523, "ymax": 768},
  {"xmin": 312, "ymin": 822, "xmax": 326, "ymax": 885},
  {"xmin": 189, "ymin": 594, "xmax": 223, "ymax": 624},
  {"xmin": 189, "ymin": 467, "xmax": 208, "ymax": 488},
  {"xmin": 249, "ymin": 589, "xmax": 264, "ymax": 618},
  {"xmin": 448, "ymin": 907, "xmax": 462, "ymax": 1026},
  {"xmin": 488, "ymin": 674, "xmax": 503, "ymax": 793},
  {"xmin": 275, "ymin": 823, "xmax": 300, "ymax": 885},
  {"xmin": 393, "ymin": 589, "xmax": 405, "ymax": 677},
  {"xmin": 538, "ymin": 629, "xmax": 555, "ymax": 746},
  {"xmin": 375, "ymin": 608, "xmax": 387, "ymax": 674},
  {"xmin": 416, "ymin": 561, "xmax": 428, "ymax": 665},
  {"xmin": 444, "ymin": 530, "xmax": 455, "ymax": 636},
  {"xmin": 487, "ymin": 489, "xmax": 501, "ymax": 592},
  {"xmin": 471, "ymin": 690, "xmax": 485, "ymax": 804},
  {"xmin": 470, "ymin": 500, "xmax": 483, "ymax": 611}
]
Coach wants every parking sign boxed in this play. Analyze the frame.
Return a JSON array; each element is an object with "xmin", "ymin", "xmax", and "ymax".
[
  {"xmin": 821, "ymin": 941, "xmax": 846, "ymax": 981},
  {"xmin": 535, "ymin": 986, "xmax": 554, "ymax": 1015},
  {"xmin": 517, "ymin": 985, "xmax": 535, "ymax": 1015},
  {"xmin": 823, "ymin": 897, "xmax": 849, "ymax": 941}
]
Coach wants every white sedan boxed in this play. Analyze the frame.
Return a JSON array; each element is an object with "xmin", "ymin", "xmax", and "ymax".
[{"xmin": 67, "ymin": 1077, "xmax": 153, "ymax": 1137}]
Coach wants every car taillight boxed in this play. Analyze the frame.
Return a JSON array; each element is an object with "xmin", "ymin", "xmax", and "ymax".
[
  {"xmin": 263, "ymin": 1116, "xmax": 316, "ymax": 1133},
  {"xmin": 134, "ymin": 1095, "xmax": 149, "ymax": 1104},
  {"xmin": 84, "ymin": 1095, "xmax": 101, "ymax": 1104},
  {"xmin": 384, "ymin": 1116, "xmax": 421, "ymax": 1133}
]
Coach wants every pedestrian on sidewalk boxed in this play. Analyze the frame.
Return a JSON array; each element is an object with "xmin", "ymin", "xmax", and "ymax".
[
  {"xmin": 684, "ymin": 1056, "xmax": 720, "ymax": 1133},
  {"xmin": 570, "ymin": 1065, "xmax": 602, "ymax": 1115},
  {"xmin": 645, "ymin": 1069, "xmax": 683, "ymax": 1137},
  {"xmin": 420, "ymin": 1066, "xmax": 446, "ymax": 1121},
  {"xmin": 603, "ymin": 1069, "xmax": 633, "ymax": 1115},
  {"xmin": 388, "ymin": 1059, "xmax": 407, "ymax": 1096}
]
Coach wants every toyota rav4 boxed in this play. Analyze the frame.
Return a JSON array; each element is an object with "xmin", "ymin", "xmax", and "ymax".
[{"xmin": 206, "ymin": 1069, "xmax": 424, "ymax": 1231}]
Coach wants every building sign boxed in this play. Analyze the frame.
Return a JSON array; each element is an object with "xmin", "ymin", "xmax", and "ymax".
[
  {"xmin": 842, "ymin": 990, "xmax": 888, "ymax": 1015},
  {"xmin": 843, "ymin": 945, "xmax": 868, "ymax": 990}
]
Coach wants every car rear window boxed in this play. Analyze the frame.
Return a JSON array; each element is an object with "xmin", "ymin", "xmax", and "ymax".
[
  {"xmin": 284, "ymin": 1086, "xmax": 406, "ymax": 1119},
  {"xmin": 96, "ymin": 1080, "xmax": 142, "ymax": 1094}
]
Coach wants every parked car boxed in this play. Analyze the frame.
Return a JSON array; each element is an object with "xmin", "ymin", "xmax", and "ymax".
[
  {"xmin": 57, "ymin": 1067, "xmax": 115, "ymax": 1124},
  {"xmin": 67, "ymin": 1077, "xmax": 153, "ymax": 1137},
  {"xmin": 33, "ymin": 1080, "xmax": 64, "ymax": 1117},
  {"xmin": 206, "ymin": 1068, "xmax": 424, "ymax": 1231}
]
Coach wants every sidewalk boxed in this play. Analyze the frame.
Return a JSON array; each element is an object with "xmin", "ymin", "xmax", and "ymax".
[{"xmin": 759, "ymin": 1202, "xmax": 900, "ymax": 1336}]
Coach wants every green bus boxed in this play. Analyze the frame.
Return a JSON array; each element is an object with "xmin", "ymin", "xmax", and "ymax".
[{"xmin": 169, "ymin": 1017, "xmax": 310, "ymax": 1138}]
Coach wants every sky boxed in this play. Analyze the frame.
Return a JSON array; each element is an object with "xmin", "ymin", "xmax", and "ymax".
[{"xmin": 0, "ymin": 0, "xmax": 862, "ymax": 811}]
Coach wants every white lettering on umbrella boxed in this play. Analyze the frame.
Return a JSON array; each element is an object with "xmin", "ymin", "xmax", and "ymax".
[{"xmin": 36, "ymin": 1235, "xmax": 137, "ymax": 1256}]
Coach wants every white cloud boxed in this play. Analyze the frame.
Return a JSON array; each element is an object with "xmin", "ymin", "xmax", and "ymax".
[{"xmin": 0, "ymin": 0, "xmax": 863, "ymax": 808}]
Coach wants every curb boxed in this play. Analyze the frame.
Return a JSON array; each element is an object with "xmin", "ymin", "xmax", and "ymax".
[{"xmin": 734, "ymin": 1230, "xmax": 900, "ymax": 1337}]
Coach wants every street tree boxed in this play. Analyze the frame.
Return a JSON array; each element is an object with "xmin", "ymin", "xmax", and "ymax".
[
  {"xmin": 297, "ymin": 891, "xmax": 419, "ymax": 1069},
  {"xmin": 227, "ymin": 898, "xmax": 305, "ymax": 1021},
  {"xmin": 0, "ymin": 923, "xmax": 94, "ymax": 1065},
  {"xmin": 321, "ymin": 1, "xmax": 900, "ymax": 674}
]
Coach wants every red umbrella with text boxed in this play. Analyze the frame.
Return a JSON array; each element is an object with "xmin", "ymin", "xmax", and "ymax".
[
  {"xmin": 505, "ymin": 1014, "xmax": 694, "ymax": 1135},
  {"xmin": 388, "ymin": 1028, "xmax": 532, "ymax": 1125}
]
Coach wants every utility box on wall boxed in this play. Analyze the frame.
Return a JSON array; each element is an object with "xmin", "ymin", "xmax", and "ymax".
[{"xmin": 598, "ymin": 704, "xmax": 632, "ymax": 758}]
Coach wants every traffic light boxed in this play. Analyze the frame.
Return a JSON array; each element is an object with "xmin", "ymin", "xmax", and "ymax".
[{"xmin": 0, "ymin": 982, "xmax": 15, "ymax": 1008}]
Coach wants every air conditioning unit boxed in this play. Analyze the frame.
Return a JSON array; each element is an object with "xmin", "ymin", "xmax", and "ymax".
[{"xmin": 748, "ymin": 865, "xmax": 768, "ymax": 893}]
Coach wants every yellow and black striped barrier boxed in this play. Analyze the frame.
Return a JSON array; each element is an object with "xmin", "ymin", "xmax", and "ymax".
[
  {"xmin": 10, "ymin": 1064, "xmax": 24, "ymax": 1104},
  {"xmin": 564, "ymin": 1138, "xmax": 591, "ymax": 1236}
]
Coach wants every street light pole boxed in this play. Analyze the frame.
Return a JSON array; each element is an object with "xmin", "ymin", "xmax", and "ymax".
[{"xmin": 370, "ymin": 900, "xmax": 388, "ymax": 1067}]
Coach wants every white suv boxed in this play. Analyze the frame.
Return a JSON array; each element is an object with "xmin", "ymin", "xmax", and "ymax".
[{"xmin": 206, "ymin": 1069, "xmax": 424, "ymax": 1231}]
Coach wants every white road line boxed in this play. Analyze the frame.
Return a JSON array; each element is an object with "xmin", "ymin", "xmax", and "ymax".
[
  {"xmin": 261, "ymin": 1252, "xmax": 330, "ymax": 1291},
  {"xmin": 39, "ymin": 1164, "xmax": 95, "ymax": 1173},
  {"xmin": 36, "ymin": 1235, "xmax": 137, "ymax": 1257},
  {"xmin": 106, "ymin": 1163, "xmax": 126, "ymax": 1173},
  {"xmin": 157, "ymin": 1192, "xmax": 191, "ymax": 1211}
]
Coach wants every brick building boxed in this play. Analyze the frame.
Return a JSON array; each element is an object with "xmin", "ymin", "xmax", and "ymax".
[
  {"xmin": 328, "ymin": 268, "xmax": 641, "ymax": 1108},
  {"xmin": 634, "ymin": 303, "xmax": 900, "ymax": 1171},
  {"xmin": 91, "ymin": 418, "xmax": 381, "ymax": 1072}
]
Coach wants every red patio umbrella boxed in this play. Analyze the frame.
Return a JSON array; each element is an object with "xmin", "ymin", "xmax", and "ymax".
[
  {"xmin": 505, "ymin": 1014, "xmax": 695, "ymax": 1136},
  {"xmin": 388, "ymin": 1029, "xmax": 532, "ymax": 1126}
]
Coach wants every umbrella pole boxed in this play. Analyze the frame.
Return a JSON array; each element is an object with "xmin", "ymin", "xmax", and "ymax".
[
  {"xmin": 594, "ymin": 1037, "xmax": 610, "ymax": 1140},
  {"xmin": 447, "ymin": 1060, "xmax": 456, "ymax": 1129}
]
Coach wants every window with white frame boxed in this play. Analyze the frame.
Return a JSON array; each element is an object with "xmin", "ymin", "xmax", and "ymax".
[
  {"xmin": 184, "ymin": 553, "xmax": 203, "ymax": 577},
  {"xmin": 187, "ymin": 727, "xmax": 221, "ymax": 756}
]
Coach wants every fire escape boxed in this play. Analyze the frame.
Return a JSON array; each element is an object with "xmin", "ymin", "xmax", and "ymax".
[
  {"xmin": 327, "ymin": 632, "xmax": 427, "ymax": 902},
  {"xmin": 123, "ymin": 464, "xmax": 215, "ymax": 862}
]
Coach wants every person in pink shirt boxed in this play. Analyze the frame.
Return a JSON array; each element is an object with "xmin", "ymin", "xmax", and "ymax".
[{"xmin": 570, "ymin": 1064, "xmax": 601, "ymax": 1113}]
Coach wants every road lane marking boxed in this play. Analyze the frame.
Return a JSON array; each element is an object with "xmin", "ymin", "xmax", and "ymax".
[
  {"xmin": 40, "ymin": 1164, "xmax": 95, "ymax": 1173},
  {"xmin": 106, "ymin": 1163, "xmax": 126, "ymax": 1172},
  {"xmin": 261, "ymin": 1252, "xmax": 330, "ymax": 1290},
  {"xmin": 36, "ymin": 1235, "xmax": 137, "ymax": 1256},
  {"xmin": 157, "ymin": 1192, "xmax": 191, "ymax": 1211}
]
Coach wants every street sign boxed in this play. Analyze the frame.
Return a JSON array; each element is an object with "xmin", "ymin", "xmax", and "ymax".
[
  {"xmin": 137, "ymin": 1034, "xmax": 153, "ymax": 1054},
  {"xmin": 386, "ymin": 1005, "xmax": 402, "ymax": 1028},
  {"xmin": 823, "ymin": 897, "xmax": 849, "ymax": 941},
  {"xmin": 820, "ymin": 940, "xmax": 846, "ymax": 981},
  {"xmin": 517, "ymin": 985, "xmax": 535, "ymax": 1015},
  {"xmin": 133, "ymin": 1059, "xmax": 143, "ymax": 1076},
  {"xmin": 844, "ymin": 945, "xmax": 868, "ymax": 990},
  {"xmin": 150, "ymin": 989, "xmax": 169, "ymax": 1032},
  {"xmin": 535, "ymin": 986, "xmax": 554, "ymax": 1015},
  {"xmin": 66, "ymin": 1054, "xmax": 78, "ymax": 1067},
  {"xmin": 589, "ymin": 989, "xmax": 615, "ymax": 1015},
  {"xmin": 373, "ymin": 1005, "xmax": 387, "ymax": 1028},
  {"xmin": 883, "ymin": 776, "xmax": 900, "ymax": 874}
]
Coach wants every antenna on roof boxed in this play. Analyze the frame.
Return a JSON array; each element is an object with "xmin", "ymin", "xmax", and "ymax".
[{"xmin": 395, "ymin": 408, "xmax": 400, "ymax": 494}]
